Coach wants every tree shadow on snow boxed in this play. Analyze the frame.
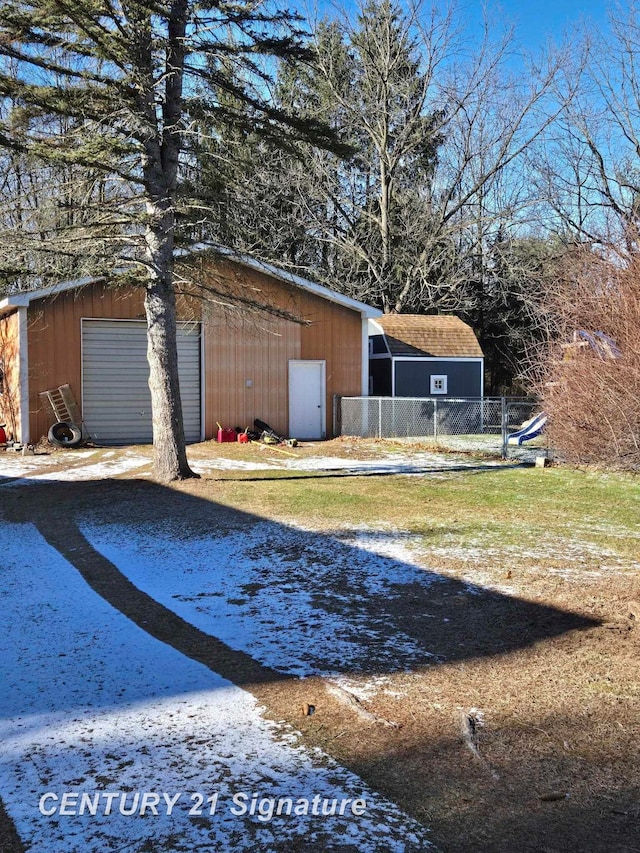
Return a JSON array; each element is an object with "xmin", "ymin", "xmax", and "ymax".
[
  {"xmin": 0, "ymin": 475, "xmax": 618, "ymax": 853},
  {"xmin": 3, "ymin": 476, "xmax": 597, "ymax": 707}
]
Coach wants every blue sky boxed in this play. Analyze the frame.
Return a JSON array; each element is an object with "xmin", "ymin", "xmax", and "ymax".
[
  {"xmin": 485, "ymin": 0, "xmax": 610, "ymax": 50},
  {"xmin": 313, "ymin": 0, "xmax": 612, "ymax": 52}
]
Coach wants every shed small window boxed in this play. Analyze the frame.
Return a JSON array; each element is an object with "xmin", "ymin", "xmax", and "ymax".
[{"xmin": 430, "ymin": 374, "xmax": 447, "ymax": 395}]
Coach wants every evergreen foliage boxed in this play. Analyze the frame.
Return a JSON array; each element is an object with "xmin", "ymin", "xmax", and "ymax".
[
  {"xmin": 193, "ymin": 0, "xmax": 566, "ymax": 393},
  {"xmin": 0, "ymin": 0, "xmax": 329, "ymax": 479}
]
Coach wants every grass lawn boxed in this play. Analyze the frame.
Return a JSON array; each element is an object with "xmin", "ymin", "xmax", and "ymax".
[
  {"xmin": 1, "ymin": 439, "xmax": 639, "ymax": 852},
  {"xmin": 177, "ymin": 446, "xmax": 640, "ymax": 851},
  {"xmin": 187, "ymin": 442, "xmax": 640, "ymax": 565}
]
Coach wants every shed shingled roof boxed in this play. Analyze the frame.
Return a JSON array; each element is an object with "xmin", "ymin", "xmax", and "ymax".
[{"xmin": 372, "ymin": 315, "xmax": 483, "ymax": 358}]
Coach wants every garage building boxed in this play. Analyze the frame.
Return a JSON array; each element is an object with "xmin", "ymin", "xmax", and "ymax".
[{"xmin": 0, "ymin": 249, "xmax": 379, "ymax": 445}]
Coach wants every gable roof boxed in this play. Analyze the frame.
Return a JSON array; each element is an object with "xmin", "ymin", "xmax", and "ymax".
[
  {"xmin": 0, "ymin": 276, "xmax": 104, "ymax": 316},
  {"xmin": 369, "ymin": 314, "xmax": 483, "ymax": 358},
  {"xmin": 186, "ymin": 245, "xmax": 382, "ymax": 318},
  {"xmin": 0, "ymin": 247, "xmax": 382, "ymax": 319}
]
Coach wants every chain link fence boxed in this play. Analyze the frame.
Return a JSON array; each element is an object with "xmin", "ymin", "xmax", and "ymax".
[{"xmin": 335, "ymin": 396, "xmax": 548, "ymax": 460}]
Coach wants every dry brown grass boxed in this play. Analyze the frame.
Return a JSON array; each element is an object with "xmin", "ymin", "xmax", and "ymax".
[{"xmin": 1, "ymin": 442, "xmax": 639, "ymax": 852}]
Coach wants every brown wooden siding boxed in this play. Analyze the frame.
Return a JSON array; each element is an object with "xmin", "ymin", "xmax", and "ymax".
[
  {"xmin": 203, "ymin": 307, "xmax": 300, "ymax": 437},
  {"xmin": 298, "ymin": 290, "xmax": 364, "ymax": 428},
  {"xmin": 24, "ymin": 257, "xmax": 364, "ymax": 442},
  {"xmin": 191, "ymin": 258, "xmax": 362, "ymax": 437},
  {"xmin": 0, "ymin": 310, "xmax": 21, "ymax": 440},
  {"xmin": 192, "ymin": 259, "xmax": 303, "ymax": 436},
  {"xmin": 26, "ymin": 284, "xmax": 149, "ymax": 442}
]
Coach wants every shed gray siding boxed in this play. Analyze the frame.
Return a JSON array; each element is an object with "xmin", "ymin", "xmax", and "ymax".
[
  {"xmin": 393, "ymin": 359, "xmax": 482, "ymax": 398},
  {"xmin": 369, "ymin": 334, "xmax": 389, "ymax": 355}
]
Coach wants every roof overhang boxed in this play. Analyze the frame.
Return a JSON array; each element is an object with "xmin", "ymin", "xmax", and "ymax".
[
  {"xmin": 367, "ymin": 315, "xmax": 484, "ymax": 358},
  {"xmin": 179, "ymin": 244, "xmax": 382, "ymax": 319},
  {"xmin": 0, "ymin": 247, "xmax": 382, "ymax": 320},
  {"xmin": 0, "ymin": 276, "xmax": 104, "ymax": 318}
]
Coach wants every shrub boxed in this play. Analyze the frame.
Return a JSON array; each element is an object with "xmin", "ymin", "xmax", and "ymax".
[{"xmin": 535, "ymin": 252, "xmax": 640, "ymax": 469}]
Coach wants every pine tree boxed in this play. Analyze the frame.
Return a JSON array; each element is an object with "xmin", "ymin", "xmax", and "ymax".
[
  {"xmin": 0, "ymin": 0, "xmax": 318, "ymax": 481},
  {"xmin": 211, "ymin": 0, "xmax": 569, "ymax": 335},
  {"xmin": 275, "ymin": 2, "xmax": 446, "ymax": 314}
]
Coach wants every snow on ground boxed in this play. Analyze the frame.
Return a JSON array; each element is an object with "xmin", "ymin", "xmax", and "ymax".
[
  {"xmin": 81, "ymin": 520, "xmax": 441, "ymax": 679},
  {"xmin": 2, "ymin": 442, "xmax": 507, "ymax": 483},
  {"xmin": 0, "ymin": 520, "xmax": 433, "ymax": 852},
  {"xmin": 278, "ymin": 452, "xmax": 499, "ymax": 474},
  {"xmin": 0, "ymin": 449, "xmax": 152, "ymax": 484},
  {"xmin": 427, "ymin": 536, "xmax": 640, "ymax": 585},
  {"xmin": 190, "ymin": 456, "xmax": 278, "ymax": 472},
  {"xmin": 0, "ymin": 450, "xmax": 98, "ymax": 480},
  {"xmin": 432, "ymin": 433, "xmax": 546, "ymax": 462},
  {"xmin": 30, "ymin": 451, "xmax": 151, "ymax": 482},
  {"xmin": 190, "ymin": 448, "xmax": 505, "ymax": 476}
]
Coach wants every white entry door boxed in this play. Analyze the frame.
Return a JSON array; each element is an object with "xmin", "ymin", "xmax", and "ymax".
[{"xmin": 288, "ymin": 360, "xmax": 326, "ymax": 440}]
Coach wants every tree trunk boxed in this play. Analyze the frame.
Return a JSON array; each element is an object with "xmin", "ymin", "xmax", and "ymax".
[
  {"xmin": 142, "ymin": 150, "xmax": 197, "ymax": 480},
  {"xmin": 143, "ymin": 178, "xmax": 197, "ymax": 480},
  {"xmin": 140, "ymin": 0, "xmax": 196, "ymax": 482},
  {"xmin": 144, "ymin": 270, "xmax": 196, "ymax": 482}
]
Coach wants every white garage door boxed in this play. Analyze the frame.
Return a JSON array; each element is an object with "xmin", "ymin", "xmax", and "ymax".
[{"xmin": 82, "ymin": 319, "xmax": 201, "ymax": 445}]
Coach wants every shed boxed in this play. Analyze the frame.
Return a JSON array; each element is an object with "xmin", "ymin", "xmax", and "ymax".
[
  {"xmin": 0, "ymin": 249, "xmax": 380, "ymax": 445},
  {"xmin": 368, "ymin": 315, "xmax": 484, "ymax": 398}
]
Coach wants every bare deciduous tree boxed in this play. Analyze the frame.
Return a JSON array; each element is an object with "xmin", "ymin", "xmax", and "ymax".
[
  {"xmin": 533, "ymin": 249, "xmax": 640, "ymax": 469},
  {"xmin": 0, "ymin": 65, "xmax": 127, "ymax": 295},
  {"xmin": 532, "ymin": 5, "xmax": 640, "ymax": 256}
]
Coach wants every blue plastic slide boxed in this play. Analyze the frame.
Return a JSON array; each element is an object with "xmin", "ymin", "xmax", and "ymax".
[{"xmin": 507, "ymin": 412, "xmax": 547, "ymax": 445}]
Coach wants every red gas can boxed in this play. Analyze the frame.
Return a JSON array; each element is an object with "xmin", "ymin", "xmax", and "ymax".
[{"xmin": 217, "ymin": 428, "xmax": 236, "ymax": 443}]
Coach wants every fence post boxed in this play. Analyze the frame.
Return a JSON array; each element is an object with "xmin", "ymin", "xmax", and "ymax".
[
  {"xmin": 501, "ymin": 396, "xmax": 507, "ymax": 459},
  {"xmin": 433, "ymin": 398, "xmax": 438, "ymax": 441},
  {"xmin": 378, "ymin": 397, "xmax": 382, "ymax": 438},
  {"xmin": 332, "ymin": 394, "xmax": 340, "ymax": 437}
]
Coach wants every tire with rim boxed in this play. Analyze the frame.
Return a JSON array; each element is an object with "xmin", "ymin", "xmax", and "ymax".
[{"xmin": 48, "ymin": 421, "xmax": 83, "ymax": 448}]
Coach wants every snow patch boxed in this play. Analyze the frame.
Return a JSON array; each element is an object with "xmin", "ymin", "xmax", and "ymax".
[
  {"xmin": 81, "ymin": 520, "xmax": 439, "ymax": 679},
  {"xmin": 0, "ymin": 521, "xmax": 432, "ymax": 852},
  {"xmin": 4, "ymin": 451, "xmax": 151, "ymax": 484}
]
